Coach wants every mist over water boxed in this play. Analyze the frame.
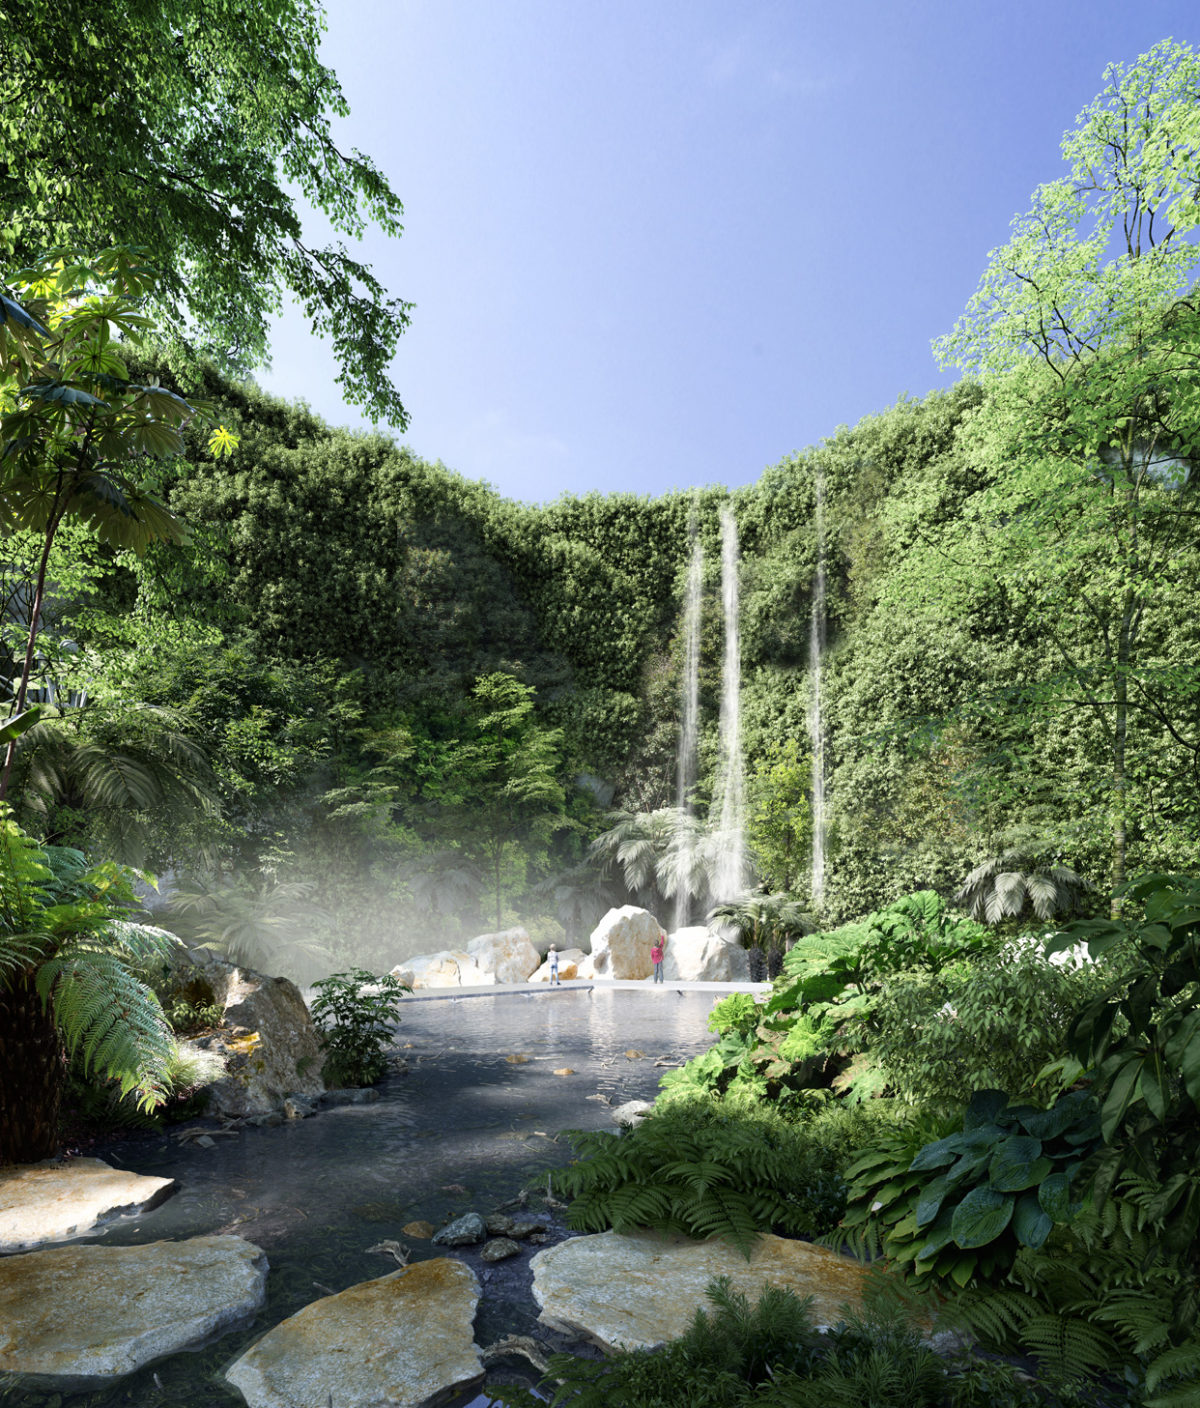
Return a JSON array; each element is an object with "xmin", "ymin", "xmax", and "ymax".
[{"xmin": 713, "ymin": 503, "xmax": 747, "ymax": 904}]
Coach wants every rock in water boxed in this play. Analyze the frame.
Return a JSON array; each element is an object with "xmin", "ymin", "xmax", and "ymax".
[
  {"xmin": 530, "ymin": 1230, "xmax": 869, "ymax": 1351},
  {"xmin": 432, "ymin": 1212, "xmax": 487, "ymax": 1247},
  {"xmin": 0, "ymin": 1158, "xmax": 177, "ymax": 1252},
  {"xmin": 589, "ymin": 907, "xmax": 661, "ymax": 979},
  {"xmin": 225, "ymin": 1259, "xmax": 483, "ymax": 1408},
  {"xmin": 164, "ymin": 947, "xmax": 326, "ymax": 1118},
  {"xmin": 0, "ymin": 1236, "xmax": 267, "ymax": 1390}
]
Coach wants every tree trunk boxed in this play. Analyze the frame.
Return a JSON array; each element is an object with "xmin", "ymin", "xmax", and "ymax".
[
  {"xmin": 0, "ymin": 972, "xmax": 64, "ymax": 1164},
  {"xmin": 1111, "ymin": 594, "xmax": 1134, "ymax": 918}
]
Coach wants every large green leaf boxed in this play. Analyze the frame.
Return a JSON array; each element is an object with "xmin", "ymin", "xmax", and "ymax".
[
  {"xmin": 989, "ymin": 1137, "xmax": 1050, "ymax": 1192},
  {"xmin": 950, "ymin": 1186, "xmax": 1013, "ymax": 1249},
  {"xmin": 1012, "ymin": 1191, "xmax": 1053, "ymax": 1248}
]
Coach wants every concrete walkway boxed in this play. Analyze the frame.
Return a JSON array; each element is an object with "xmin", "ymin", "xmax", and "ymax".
[{"xmin": 400, "ymin": 978, "xmax": 773, "ymax": 1002}]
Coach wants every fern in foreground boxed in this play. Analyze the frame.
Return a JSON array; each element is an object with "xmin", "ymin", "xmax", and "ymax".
[
  {"xmin": 488, "ymin": 1277, "xmax": 1077, "ymax": 1407},
  {"xmin": 553, "ymin": 1097, "xmax": 898, "ymax": 1256}
]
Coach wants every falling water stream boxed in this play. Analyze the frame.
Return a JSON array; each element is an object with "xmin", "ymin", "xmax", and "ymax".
[
  {"xmin": 713, "ymin": 503, "xmax": 747, "ymax": 904},
  {"xmin": 809, "ymin": 467, "xmax": 827, "ymax": 907},
  {"xmin": 29, "ymin": 988, "xmax": 724, "ymax": 1408},
  {"xmin": 674, "ymin": 531, "xmax": 704, "ymax": 930}
]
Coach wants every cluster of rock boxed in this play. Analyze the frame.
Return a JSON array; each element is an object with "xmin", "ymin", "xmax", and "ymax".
[
  {"xmin": 390, "ymin": 908, "xmax": 751, "ymax": 989},
  {"xmin": 0, "ymin": 1157, "xmax": 875, "ymax": 1402}
]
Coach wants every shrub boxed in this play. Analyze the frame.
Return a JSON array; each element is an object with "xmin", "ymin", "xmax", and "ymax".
[
  {"xmin": 310, "ymin": 966, "xmax": 410, "ymax": 1087},
  {"xmin": 555, "ymin": 1097, "xmax": 900, "ymax": 1255},
  {"xmin": 488, "ymin": 1277, "xmax": 1068, "ymax": 1407},
  {"xmin": 867, "ymin": 940, "xmax": 1109, "ymax": 1109}
]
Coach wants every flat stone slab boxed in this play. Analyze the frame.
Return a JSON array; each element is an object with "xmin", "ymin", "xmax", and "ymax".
[
  {"xmin": 0, "ymin": 1157, "xmax": 178, "ymax": 1252},
  {"xmin": 531, "ymin": 1230, "xmax": 868, "ymax": 1351},
  {"xmin": 225, "ymin": 1258, "xmax": 484, "ymax": 1408},
  {"xmin": 0, "ymin": 1235, "xmax": 268, "ymax": 1391}
]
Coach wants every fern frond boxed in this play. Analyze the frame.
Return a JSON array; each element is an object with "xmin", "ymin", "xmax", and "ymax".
[
  {"xmin": 1144, "ymin": 1339, "xmax": 1200, "ymax": 1396},
  {"xmin": 37, "ymin": 954, "xmax": 174, "ymax": 1109}
]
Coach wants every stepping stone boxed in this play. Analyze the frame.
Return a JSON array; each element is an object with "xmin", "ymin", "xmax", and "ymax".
[
  {"xmin": 225, "ymin": 1259, "xmax": 483, "ymax": 1408},
  {"xmin": 0, "ymin": 1157, "xmax": 177, "ymax": 1252},
  {"xmin": 0, "ymin": 1235, "xmax": 267, "ymax": 1391},
  {"xmin": 530, "ymin": 1230, "xmax": 869, "ymax": 1351}
]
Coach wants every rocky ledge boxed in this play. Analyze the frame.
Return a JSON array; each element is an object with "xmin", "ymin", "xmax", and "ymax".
[
  {"xmin": 0, "ymin": 1157, "xmax": 177, "ymax": 1252},
  {"xmin": 0, "ymin": 1235, "xmax": 268, "ymax": 1391}
]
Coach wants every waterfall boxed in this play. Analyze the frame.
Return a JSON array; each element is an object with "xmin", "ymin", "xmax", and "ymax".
[
  {"xmin": 674, "ymin": 528, "xmax": 704, "ymax": 929},
  {"xmin": 713, "ymin": 502, "xmax": 747, "ymax": 903},
  {"xmin": 809, "ymin": 466, "xmax": 827, "ymax": 906}
]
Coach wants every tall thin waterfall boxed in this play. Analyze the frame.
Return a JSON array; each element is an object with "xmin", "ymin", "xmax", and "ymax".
[
  {"xmin": 713, "ymin": 502, "xmax": 747, "ymax": 903},
  {"xmin": 674, "ymin": 529, "xmax": 704, "ymax": 930},
  {"xmin": 809, "ymin": 467, "xmax": 827, "ymax": 906}
]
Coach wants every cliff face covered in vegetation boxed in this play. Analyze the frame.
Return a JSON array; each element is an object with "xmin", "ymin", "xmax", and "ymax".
[{"xmin": 9, "ymin": 353, "xmax": 1194, "ymax": 975}]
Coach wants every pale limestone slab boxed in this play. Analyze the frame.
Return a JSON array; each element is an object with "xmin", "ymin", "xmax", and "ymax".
[
  {"xmin": 0, "ymin": 1157, "xmax": 177, "ymax": 1252},
  {"xmin": 0, "ymin": 1235, "xmax": 268, "ymax": 1391},
  {"xmin": 225, "ymin": 1258, "xmax": 484, "ymax": 1408},
  {"xmin": 531, "ymin": 1230, "xmax": 868, "ymax": 1351}
]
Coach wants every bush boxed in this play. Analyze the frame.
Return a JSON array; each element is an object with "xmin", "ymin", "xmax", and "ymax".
[
  {"xmin": 310, "ymin": 966, "xmax": 410, "ymax": 1087},
  {"xmin": 867, "ymin": 939, "xmax": 1110, "ymax": 1109},
  {"xmin": 488, "ymin": 1276, "xmax": 1070, "ymax": 1407},
  {"xmin": 554, "ymin": 1096, "xmax": 901, "ymax": 1254}
]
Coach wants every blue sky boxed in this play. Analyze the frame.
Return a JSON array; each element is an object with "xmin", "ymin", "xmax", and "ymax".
[{"xmin": 260, "ymin": 1, "xmax": 1199, "ymax": 505}]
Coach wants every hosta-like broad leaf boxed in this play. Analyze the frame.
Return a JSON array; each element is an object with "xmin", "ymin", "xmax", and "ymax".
[{"xmin": 950, "ymin": 1186, "xmax": 1014, "ymax": 1248}]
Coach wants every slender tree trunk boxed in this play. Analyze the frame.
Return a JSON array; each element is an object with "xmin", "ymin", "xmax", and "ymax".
[
  {"xmin": 1110, "ymin": 594, "xmax": 1134, "ymax": 918},
  {"xmin": 0, "ymin": 492, "xmax": 65, "ymax": 800},
  {"xmin": 0, "ymin": 970, "xmax": 64, "ymax": 1164}
]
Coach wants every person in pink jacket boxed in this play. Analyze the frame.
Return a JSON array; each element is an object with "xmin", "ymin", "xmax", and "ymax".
[{"xmin": 650, "ymin": 933, "xmax": 665, "ymax": 983}]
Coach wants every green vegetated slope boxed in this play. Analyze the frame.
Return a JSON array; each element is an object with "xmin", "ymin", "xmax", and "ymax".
[{"xmin": 15, "ymin": 348, "xmax": 1197, "ymax": 968}]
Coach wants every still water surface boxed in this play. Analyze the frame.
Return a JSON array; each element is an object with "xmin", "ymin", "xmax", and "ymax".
[{"xmin": 19, "ymin": 987, "xmax": 723, "ymax": 1408}]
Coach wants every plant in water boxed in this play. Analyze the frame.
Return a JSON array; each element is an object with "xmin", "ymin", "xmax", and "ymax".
[{"xmin": 310, "ymin": 966, "xmax": 410, "ymax": 1087}]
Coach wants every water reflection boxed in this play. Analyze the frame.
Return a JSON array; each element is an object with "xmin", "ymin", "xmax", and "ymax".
[{"xmin": 35, "ymin": 987, "xmax": 721, "ymax": 1408}]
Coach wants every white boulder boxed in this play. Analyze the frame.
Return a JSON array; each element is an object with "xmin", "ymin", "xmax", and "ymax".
[
  {"xmin": 531, "ymin": 1230, "xmax": 869, "ymax": 1352},
  {"xmin": 395, "ymin": 950, "xmax": 493, "ymax": 989},
  {"xmin": 530, "ymin": 947, "xmax": 586, "ymax": 982},
  {"xmin": 589, "ymin": 906, "xmax": 661, "ymax": 980},
  {"xmin": 466, "ymin": 927, "xmax": 540, "ymax": 983},
  {"xmin": 662, "ymin": 926, "xmax": 750, "ymax": 982},
  {"xmin": 0, "ymin": 1158, "xmax": 177, "ymax": 1253}
]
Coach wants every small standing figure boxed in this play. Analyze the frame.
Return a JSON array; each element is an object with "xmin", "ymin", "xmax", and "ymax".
[
  {"xmin": 548, "ymin": 944, "xmax": 560, "ymax": 985},
  {"xmin": 650, "ymin": 932, "xmax": 665, "ymax": 984}
]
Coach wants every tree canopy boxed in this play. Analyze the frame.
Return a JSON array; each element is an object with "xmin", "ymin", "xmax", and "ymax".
[{"xmin": 1, "ymin": 0, "xmax": 411, "ymax": 425}]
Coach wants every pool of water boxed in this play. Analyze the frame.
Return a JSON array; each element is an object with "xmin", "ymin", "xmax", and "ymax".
[{"xmin": 14, "ymin": 987, "xmax": 724, "ymax": 1408}]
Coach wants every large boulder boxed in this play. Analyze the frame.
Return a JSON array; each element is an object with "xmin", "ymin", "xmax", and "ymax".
[
  {"xmin": 225, "ymin": 1259, "xmax": 483, "ymax": 1408},
  {"xmin": 530, "ymin": 947, "xmax": 586, "ymax": 982},
  {"xmin": 531, "ymin": 1230, "xmax": 868, "ymax": 1352},
  {"xmin": 589, "ymin": 907, "xmax": 661, "ymax": 980},
  {"xmin": 168, "ymin": 948, "xmax": 326, "ymax": 1118},
  {"xmin": 466, "ymin": 927, "xmax": 540, "ymax": 983},
  {"xmin": 392, "ymin": 950, "xmax": 492, "ymax": 989},
  {"xmin": 0, "ymin": 1158, "xmax": 177, "ymax": 1253},
  {"xmin": 662, "ymin": 926, "xmax": 750, "ymax": 982},
  {"xmin": 0, "ymin": 1235, "xmax": 267, "ymax": 1391}
]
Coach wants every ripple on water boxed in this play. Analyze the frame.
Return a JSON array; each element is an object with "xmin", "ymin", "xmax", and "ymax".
[{"xmin": 41, "ymin": 987, "xmax": 723, "ymax": 1408}]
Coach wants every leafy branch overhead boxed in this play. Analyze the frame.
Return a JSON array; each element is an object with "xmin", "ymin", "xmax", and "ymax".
[
  {"xmin": 0, "ymin": 0, "xmax": 412, "ymax": 426},
  {"xmin": 0, "ymin": 249, "xmax": 238, "ymax": 797}
]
